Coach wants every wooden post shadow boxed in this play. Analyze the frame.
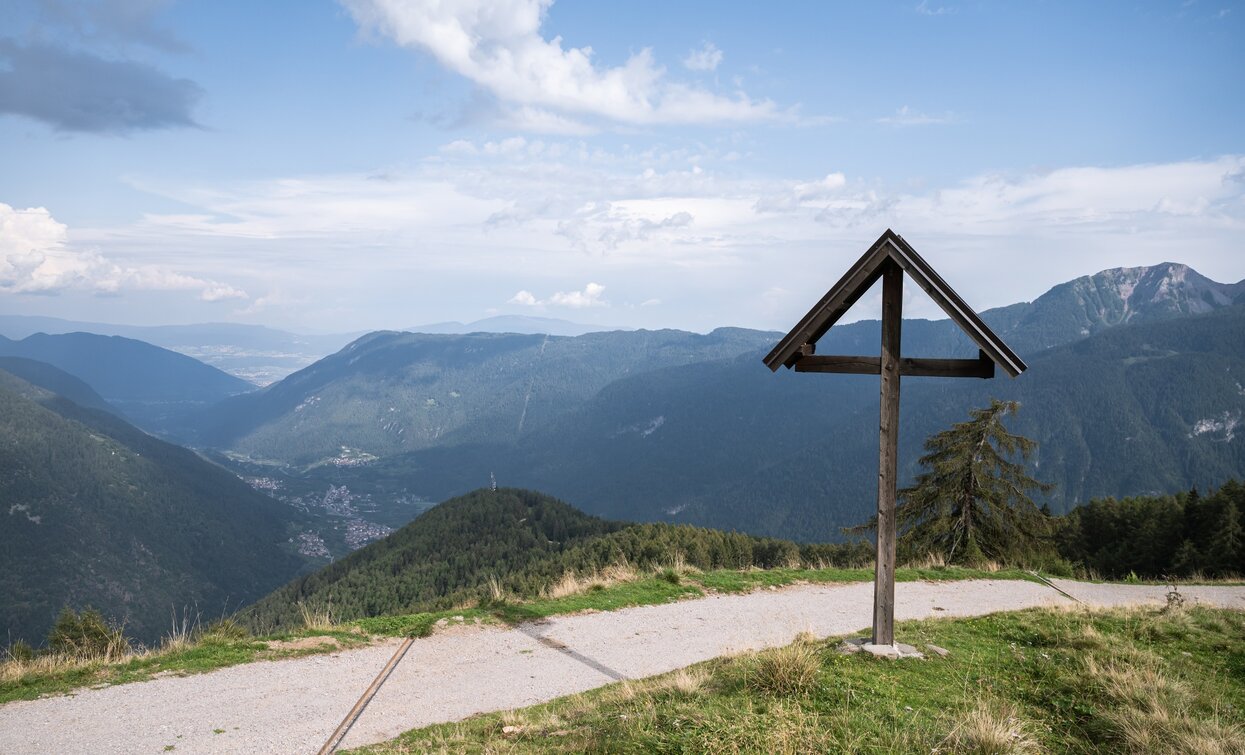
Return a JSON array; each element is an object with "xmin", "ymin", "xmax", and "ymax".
[{"xmin": 763, "ymin": 230, "xmax": 1027, "ymax": 646}]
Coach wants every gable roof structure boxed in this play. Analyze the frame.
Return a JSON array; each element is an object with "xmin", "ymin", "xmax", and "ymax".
[{"xmin": 763, "ymin": 229, "xmax": 1027, "ymax": 377}]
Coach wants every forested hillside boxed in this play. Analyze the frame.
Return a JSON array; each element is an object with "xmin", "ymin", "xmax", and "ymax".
[
  {"xmin": 242, "ymin": 488, "xmax": 851, "ymax": 630},
  {"xmin": 0, "ymin": 370, "xmax": 310, "ymax": 645},
  {"xmin": 296, "ymin": 303, "xmax": 1245, "ymax": 543},
  {"xmin": 0, "ymin": 357, "xmax": 117, "ymax": 415},
  {"xmin": 185, "ymin": 327, "xmax": 776, "ymax": 465}
]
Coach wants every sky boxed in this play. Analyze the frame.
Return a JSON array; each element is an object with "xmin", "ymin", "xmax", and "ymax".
[{"xmin": 1, "ymin": 0, "xmax": 1242, "ymax": 334}]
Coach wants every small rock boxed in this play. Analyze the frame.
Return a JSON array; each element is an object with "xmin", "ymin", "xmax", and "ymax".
[
  {"xmin": 502, "ymin": 725, "xmax": 523, "ymax": 737},
  {"xmin": 862, "ymin": 643, "xmax": 900, "ymax": 659},
  {"xmin": 452, "ymin": 615, "xmax": 464, "ymax": 622},
  {"xmin": 926, "ymin": 643, "xmax": 950, "ymax": 657},
  {"xmin": 837, "ymin": 637, "xmax": 869, "ymax": 655}
]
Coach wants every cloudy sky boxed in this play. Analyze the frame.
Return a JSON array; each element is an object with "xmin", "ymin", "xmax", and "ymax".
[{"xmin": 1, "ymin": 0, "xmax": 1242, "ymax": 333}]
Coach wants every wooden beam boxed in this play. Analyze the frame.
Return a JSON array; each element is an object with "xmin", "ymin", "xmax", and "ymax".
[
  {"xmin": 873, "ymin": 260, "xmax": 901, "ymax": 647},
  {"xmin": 793, "ymin": 352, "xmax": 994, "ymax": 379},
  {"xmin": 899, "ymin": 352, "xmax": 995, "ymax": 379},
  {"xmin": 793, "ymin": 355, "xmax": 880, "ymax": 374}
]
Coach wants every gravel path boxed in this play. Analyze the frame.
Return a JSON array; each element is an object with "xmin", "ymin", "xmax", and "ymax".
[{"xmin": 2, "ymin": 578, "xmax": 1242, "ymax": 754}]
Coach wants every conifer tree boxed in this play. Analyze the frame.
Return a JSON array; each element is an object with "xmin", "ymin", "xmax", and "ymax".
[
  {"xmin": 1170, "ymin": 538, "xmax": 1202, "ymax": 576},
  {"xmin": 1206, "ymin": 502, "xmax": 1243, "ymax": 576},
  {"xmin": 892, "ymin": 399, "xmax": 1052, "ymax": 565}
]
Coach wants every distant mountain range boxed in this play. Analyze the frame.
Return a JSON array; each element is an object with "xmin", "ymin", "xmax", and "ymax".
[
  {"xmin": 0, "ymin": 366, "xmax": 312, "ymax": 645},
  {"xmin": 0, "ymin": 332, "xmax": 254, "ymax": 435},
  {"xmin": 189, "ymin": 262, "xmax": 1244, "ymax": 542},
  {"xmin": 182, "ymin": 327, "xmax": 776, "ymax": 464},
  {"xmin": 407, "ymin": 314, "xmax": 630, "ymax": 337},
  {"xmin": 4, "ymin": 260, "xmax": 1242, "ymax": 639},
  {"xmin": 0, "ymin": 315, "xmax": 362, "ymax": 385}
]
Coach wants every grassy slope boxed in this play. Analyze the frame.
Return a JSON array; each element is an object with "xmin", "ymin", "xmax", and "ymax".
[{"xmin": 352, "ymin": 604, "xmax": 1245, "ymax": 754}]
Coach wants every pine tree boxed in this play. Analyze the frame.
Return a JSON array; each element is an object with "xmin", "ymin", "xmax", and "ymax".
[
  {"xmin": 1206, "ymin": 502, "xmax": 1243, "ymax": 577},
  {"xmin": 1170, "ymin": 538, "xmax": 1202, "ymax": 577},
  {"xmin": 892, "ymin": 399, "xmax": 1052, "ymax": 566}
]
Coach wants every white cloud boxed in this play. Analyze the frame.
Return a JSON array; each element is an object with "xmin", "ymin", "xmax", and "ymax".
[
  {"xmin": 0, "ymin": 202, "xmax": 248, "ymax": 301},
  {"xmin": 87, "ymin": 149, "xmax": 1245, "ymax": 331},
  {"xmin": 877, "ymin": 105, "xmax": 955, "ymax": 126},
  {"xmin": 915, "ymin": 1, "xmax": 956, "ymax": 15},
  {"xmin": 683, "ymin": 42, "xmax": 723, "ymax": 72},
  {"xmin": 344, "ymin": 0, "xmax": 776, "ymax": 127},
  {"xmin": 549, "ymin": 281, "xmax": 607, "ymax": 308},
  {"xmin": 509, "ymin": 289, "xmax": 539, "ymax": 306},
  {"xmin": 508, "ymin": 282, "xmax": 608, "ymax": 308}
]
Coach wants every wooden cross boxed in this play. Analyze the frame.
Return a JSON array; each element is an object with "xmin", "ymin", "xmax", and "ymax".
[{"xmin": 764, "ymin": 230, "xmax": 1026, "ymax": 646}]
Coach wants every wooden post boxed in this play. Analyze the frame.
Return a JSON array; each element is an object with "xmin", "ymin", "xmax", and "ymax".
[{"xmin": 872, "ymin": 260, "xmax": 902, "ymax": 646}]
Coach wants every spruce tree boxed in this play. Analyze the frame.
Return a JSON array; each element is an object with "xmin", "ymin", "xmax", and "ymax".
[
  {"xmin": 1206, "ymin": 502, "xmax": 1243, "ymax": 577},
  {"xmin": 1170, "ymin": 538, "xmax": 1202, "ymax": 577},
  {"xmin": 892, "ymin": 399, "xmax": 1052, "ymax": 566}
]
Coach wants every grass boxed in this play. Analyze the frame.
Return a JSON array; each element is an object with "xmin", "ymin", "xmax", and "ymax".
[
  {"xmin": 0, "ymin": 563, "xmax": 1115, "ymax": 705},
  {"xmin": 346, "ymin": 604, "xmax": 1245, "ymax": 754},
  {"xmin": 0, "ymin": 626, "xmax": 369, "ymax": 705}
]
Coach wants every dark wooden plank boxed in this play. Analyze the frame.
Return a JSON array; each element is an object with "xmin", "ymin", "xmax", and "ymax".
[
  {"xmin": 793, "ymin": 355, "xmax": 880, "ymax": 374},
  {"xmin": 885, "ymin": 234, "xmax": 1027, "ymax": 377},
  {"xmin": 763, "ymin": 237, "xmax": 891, "ymax": 370},
  {"xmin": 763, "ymin": 229, "xmax": 1027, "ymax": 377},
  {"xmin": 873, "ymin": 260, "xmax": 902, "ymax": 647},
  {"xmin": 899, "ymin": 352, "xmax": 995, "ymax": 379}
]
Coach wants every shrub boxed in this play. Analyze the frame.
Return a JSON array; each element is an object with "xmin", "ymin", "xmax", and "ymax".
[
  {"xmin": 204, "ymin": 618, "xmax": 250, "ymax": 640},
  {"xmin": 47, "ymin": 607, "xmax": 130, "ymax": 659}
]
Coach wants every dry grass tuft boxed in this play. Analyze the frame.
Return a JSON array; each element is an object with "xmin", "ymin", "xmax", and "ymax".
[
  {"xmin": 539, "ymin": 561, "xmax": 642, "ymax": 600},
  {"xmin": 659, "ymin": 667, "xmax": 709, "ymax": 696},
  {"xmin": 296, "ymin": 601, "xmax": 336, "ymax": 631},
  {"xmin": 907, "ymin": 552, "xmax": 949, "ymax": 569},
  {"xmin": 941, "ymin": 703, "xmax": 1043, "ymax": 754},
  {"xmin": 747, "ymin": 640, "xmax": 821, "ymax": 696},
  {"xmin": 160, "ymin": 606, "xmax": 202, "ymax": 653},
  {"xmin": 1084, "ymin": 652, "xmax": 1245, "ymax": 754}
]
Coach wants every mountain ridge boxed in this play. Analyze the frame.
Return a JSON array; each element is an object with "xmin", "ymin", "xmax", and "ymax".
[{"xmin": 0, "ymin": 368, "xmax": 312, "ymax": 644}]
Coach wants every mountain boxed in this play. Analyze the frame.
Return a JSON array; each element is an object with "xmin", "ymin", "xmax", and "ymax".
[
  {"xmin": 0, "ymin": 316, "xmax": 361, "ymax": 385},
  {"xmin": 0, "ymin": 332, "xmax": 255, "ymax": 435},
  {"xmin": 0, "ymin": 369, "xmax": 311, "ymax": 645},
  {"xmin": 241, "ymin": 488, "xmax": 833, "ymax": 631},
  {"xmin": 986, "ymin": 262, "xmax": 1245, "ymax": 353},
  {"xmin": 488, "ymin": 303, "xmax": 1245, "ymax": 536},
  {"xmin": 0, "ymin": 357, "xmax": 117, "ymax": 415},
  {"xmin": 264, "ymin": 274, "xmax": 1245, "ymax": 542},
  {"xmin": 408, "ymin": 315, "xmax": 629, "ymax": 337},
  {"xmin": 185, "ymin": 327, "xmax": 777, "ymax": 465}
]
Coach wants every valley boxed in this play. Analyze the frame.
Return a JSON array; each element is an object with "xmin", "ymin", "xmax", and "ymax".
[{"xmin": 2, "ymin": 261, "xmax": 1243, "ymax": 646}]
